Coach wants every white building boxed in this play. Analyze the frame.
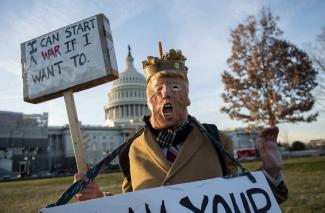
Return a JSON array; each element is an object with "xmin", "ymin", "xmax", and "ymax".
[
  {"xmin": 49, "ymin": 125, "xmax": 131, "ymax": 169},
  {"xmin": 224, "ymin": 128, "xmax": 258, "ymax": 160}
]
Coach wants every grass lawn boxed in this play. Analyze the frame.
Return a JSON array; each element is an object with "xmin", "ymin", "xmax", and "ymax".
[{"xmin": 0, "ymin": 156, "xmax": 324, "ymax": 213}]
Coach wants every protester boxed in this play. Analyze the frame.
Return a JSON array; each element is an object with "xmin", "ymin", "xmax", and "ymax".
[{"xmin": 74, "ymin": 47, "xmax": 288, "ymax": 203}]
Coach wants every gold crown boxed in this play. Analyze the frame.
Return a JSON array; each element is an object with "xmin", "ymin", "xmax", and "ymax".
[{"xmin": 142, "ymin": 48, "xmax": 188, "ymax": 82}]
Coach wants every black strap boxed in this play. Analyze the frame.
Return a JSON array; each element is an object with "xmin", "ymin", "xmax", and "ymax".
[
  {"xmin": 202, "ymin": 123, "xmax": 227, "ymax": 176},
  {"xmin": 46, "ymin": 141, "xmax": 127, "ymax": 208},
  {"xmin": 118, "ymin": 127, "xmax": 145, "ymax": 182},
  {"xmin": 194, "ymin": 119, "xmax": 256, "ymax": 183}
]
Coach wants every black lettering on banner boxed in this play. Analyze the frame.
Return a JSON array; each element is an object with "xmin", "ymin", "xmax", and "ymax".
[
  {"xmin": 240, "ymin": 192, "xmax": 251, "ymax": 213},
  {"xmin": 64, "ymin": 18, "xmax": 95, "ymax": 39},
  {"xmin": 128, "ymin": 200, "xmax": 167, "ymax": 213},
  {"xmin": 40, "ymin": 32, "xmax": 59, "ymax": 48},
  {"xmin": 65, "ymin": 27, "xmax": 72, "ymax": 39},
  {"xmin": 27, "ymin": 40, "xmax": 38, "ymax": 66},
  {"xmin": 71, "ymin": 54, "xmax": 78, "ymax": 67},
  {"xmin": 145, "ymin": 201, "xmax": 167, "ymax": 213},
  {"xmin": 32, "ymin": 66, "xmax": 54, "ymax": 84},
  {"xmin": 179, "ymin": 195, "xmax": 209, "ymax": 213},
  {"xmin": 64, "ymin": 39, "xmax": 77, "ymax": 53},
  {"xmin": 88, "ymin": 18, "xmax": 95, "ymax": 29},
  {"xmin": 27, "ymin": 40, "xmax": 37, "ymax": 54},
  {"xmin": 229, "ymin": 193, "xmax": 241, "ymax": 213},
  {"xmin": 40, "ymin": 37, "xmax": 46, "ymax": 47},
  {"xmin": 83, "ymin": 21, "xmax": 90, "ymax": 31},
  {"xmin": 30, "ymin": 55, "xmax": 37, "ymax": 66},
  {"xmin": 212, "ymin": 195, "xmax": 232, "ymax": 213},
  {"xmin": 83, "ymin": 33, "xmax": 91, "ymax": 46},
  {"xmin": 70, "ymin": 53, "xmax": 87, "ymax": 67},
  {"xmin": 31, "ymin": 61, "xmax": 63, "ymax": 84},
  {"xmin": 246, "ymin": 188, "xmax": 271, "ymax": 213},
  {"xmin": 52, "ymin": 32, "xmax": 60, "ymax": 43},
  {"xmin": 54, "ymin": 61, "xmax": 63, "ymax": 74},
  {"xmin": 77, "ymin": 23, "xmax": 84, "ymax": 35},
  {"xmin": 160, "ymin": 200, "xmax": 167, "ymax": 213},
  {"xmin": 70, "ymin": 24, "xmax": 78, "ymax": 37},
  {"xmin": 145, "ymin": 203, "xmax": 151, "ymax": 213}
]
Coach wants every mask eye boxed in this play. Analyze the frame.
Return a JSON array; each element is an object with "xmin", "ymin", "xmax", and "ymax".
[
  {"xmin": 154, "ymin": 85, "xmax": 163, "ymax": 93},
  {"xmin": 171, "ymin": 84, "xmax": 181, "ymax": 92}
]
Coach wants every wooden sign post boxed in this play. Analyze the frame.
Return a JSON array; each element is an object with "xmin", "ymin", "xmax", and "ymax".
[
  {"xmin": 63, "ymin": 90, "xmax": 87, "ymax": 173},
  {"xmin": 21, "ymin": 14, "xmax": 119, "ymax": 173}
]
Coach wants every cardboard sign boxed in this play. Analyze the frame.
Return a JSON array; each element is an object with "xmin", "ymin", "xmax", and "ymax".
[
  {"xmin": 21, "ymin": 14, "xmax": 118, "ymax": 103},
  {"xmin": 40, "ymin": 171, "xmax": 281, "ymax": 213}
]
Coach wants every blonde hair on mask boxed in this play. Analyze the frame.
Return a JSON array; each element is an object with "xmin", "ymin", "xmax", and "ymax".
[{"xmin": 146, "ymin": 70, "xmax": 189, "ymax": 93}]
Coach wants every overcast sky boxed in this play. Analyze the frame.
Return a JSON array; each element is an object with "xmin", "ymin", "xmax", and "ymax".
[{"xmin": 0, "ymin": 0, "xmax": 324, "ymax": 143}]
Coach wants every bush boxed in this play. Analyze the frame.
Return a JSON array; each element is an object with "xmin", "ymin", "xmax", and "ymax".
[{"xmin": 291, "ymin": 141, "xmax": 306, "ymax": 151}]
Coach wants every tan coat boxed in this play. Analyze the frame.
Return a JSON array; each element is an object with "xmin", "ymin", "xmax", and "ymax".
[{"xmin": 122, "ymin": 123, "xmax": 237, "ymax": 192}]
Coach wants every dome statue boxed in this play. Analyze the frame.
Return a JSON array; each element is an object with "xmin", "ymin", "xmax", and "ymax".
[{"xmin": 104, "ymin": 45, "xmax": 149, "ymax": 128}]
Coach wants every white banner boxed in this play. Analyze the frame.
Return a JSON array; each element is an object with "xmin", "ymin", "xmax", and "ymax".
[
  {"xmin": 40, "ymin": 171, "xmax": 281, "ymax": 213},
  {"xmin": 21, "ymin": 14, "xmax": 118, "ymax": 103}
]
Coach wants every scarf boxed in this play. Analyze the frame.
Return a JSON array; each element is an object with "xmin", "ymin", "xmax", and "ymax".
[{"xmin": 143, "ymin": 115, "xmax": 193, "ymax": 147}]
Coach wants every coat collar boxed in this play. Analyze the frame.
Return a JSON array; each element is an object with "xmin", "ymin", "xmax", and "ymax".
[
  {"xmin": 143, "ymin": 129, "xmax": 170, "ymax": 174},
  {"xmin": 163, "ymin": 124, "xmax": 206, "ymax": 183}
]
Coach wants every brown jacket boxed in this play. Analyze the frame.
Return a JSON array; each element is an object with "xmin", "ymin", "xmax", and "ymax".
[{"xmin": 122, "ymin": 123, "xmax": 237, "ymax": 192}]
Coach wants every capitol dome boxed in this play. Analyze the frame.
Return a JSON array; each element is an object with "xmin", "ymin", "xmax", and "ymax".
[{"xmin": 104, "ymin": 46, "xmax": 149, "ymax": 127}]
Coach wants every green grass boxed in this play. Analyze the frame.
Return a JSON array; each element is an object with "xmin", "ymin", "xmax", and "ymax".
[
  {"xmin": 0, "ymin": 157, "xmax": 324, "ymax": 213},
  {"xmin": 0, "ymin": 172, "xmax": 124, "ymax": 213}
]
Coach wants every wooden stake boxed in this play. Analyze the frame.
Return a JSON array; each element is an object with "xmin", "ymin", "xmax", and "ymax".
[{"xmin": 63, "ymin": 90, "xmax": 88, "ymax": 174}]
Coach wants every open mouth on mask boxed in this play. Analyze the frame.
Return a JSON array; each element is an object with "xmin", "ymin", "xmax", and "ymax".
[{"xmin": 163, "ymin": 103, "xmax": 173, "ymax": 117}]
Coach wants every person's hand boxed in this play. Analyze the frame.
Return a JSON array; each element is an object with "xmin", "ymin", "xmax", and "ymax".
[
  {"xmin": 73, "ymin": 173, "xmax": 103, "ymax": 201},
  {"xmin": 256, "ymin": 126, "xmax": 283, "ymax": 178}
]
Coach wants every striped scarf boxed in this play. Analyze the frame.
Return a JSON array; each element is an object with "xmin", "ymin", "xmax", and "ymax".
[{"xmin": 143, "ymin": 116, "xmax": 193, "ymax": 147}]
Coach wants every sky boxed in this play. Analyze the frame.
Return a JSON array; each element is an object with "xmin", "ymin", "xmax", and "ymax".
[{"xmin": 0, "ymin": 0, "xmax": 324, "ymax": 143}]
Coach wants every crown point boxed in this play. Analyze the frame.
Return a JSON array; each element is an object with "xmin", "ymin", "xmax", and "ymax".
[{"xmin": 142, "ymin": 47, "xmax": 188, "ymax": 82}]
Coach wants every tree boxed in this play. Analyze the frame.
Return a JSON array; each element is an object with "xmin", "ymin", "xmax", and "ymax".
[
  {"xmin": 291, "ymin": 141, "xmax": 306, "ymax": 151},
  {"xmin": 307, "ymin": 27, "xmax": 325, "ymax": 111},
  {"xmin": 221, "ymin": 8, "xmax": 318, "ymax": 129}
]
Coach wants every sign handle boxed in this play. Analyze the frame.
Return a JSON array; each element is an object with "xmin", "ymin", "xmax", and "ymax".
[{"xmin": 64, "ymin": 90, "xmax": 88, "ymax": 173}]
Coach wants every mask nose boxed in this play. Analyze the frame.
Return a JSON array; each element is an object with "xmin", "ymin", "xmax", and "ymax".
[{"xmin": 161, "ymin": 85, "xmax": 171, "ymax": 100}]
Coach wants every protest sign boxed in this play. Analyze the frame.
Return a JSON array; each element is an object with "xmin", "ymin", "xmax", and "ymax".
[
  {"xmin": 21, "ymin": 14, "xmax": 119, "ymax": 172},
  {"xmin": 21, "ymin": 14, "xmax": 118, "ymax": 103},
  {"xmin": 40, "ymin": 171, "xmax": 281, "ymax": 213}
]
